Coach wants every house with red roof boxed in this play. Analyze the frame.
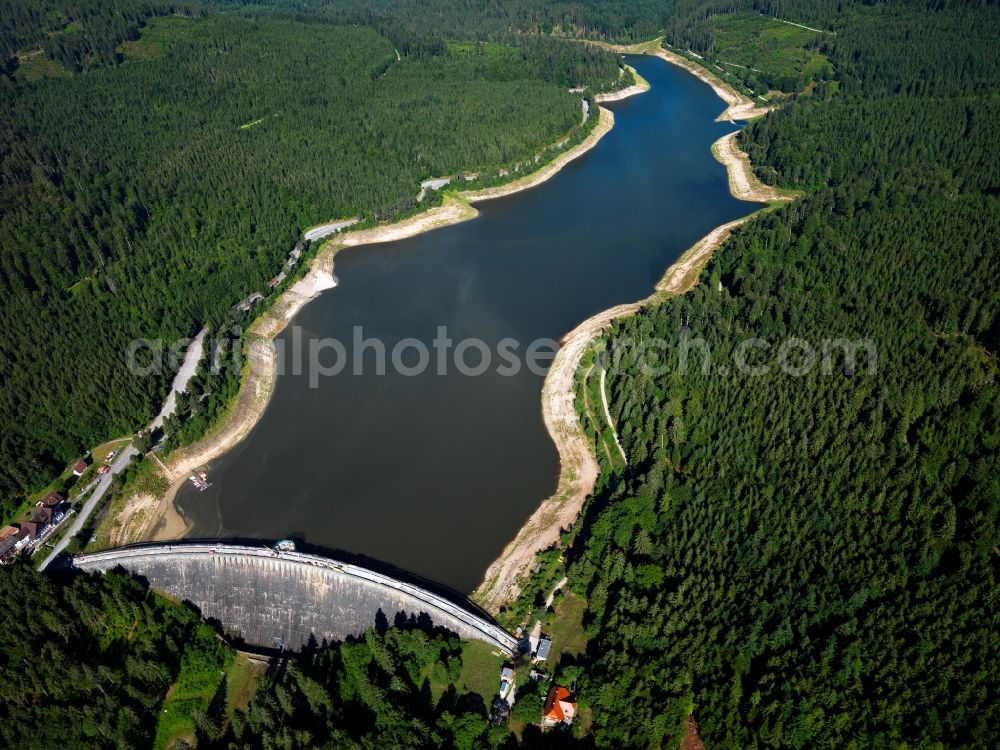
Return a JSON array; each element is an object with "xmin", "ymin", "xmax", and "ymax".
[{"xmin": 542, "ymin": 685, "xmax": 577, "ymax": 727}]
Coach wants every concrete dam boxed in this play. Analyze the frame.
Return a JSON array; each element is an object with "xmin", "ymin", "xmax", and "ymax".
[{"xmin": 72, "ymin": 543, "xmax": 518, "ymax": 654}]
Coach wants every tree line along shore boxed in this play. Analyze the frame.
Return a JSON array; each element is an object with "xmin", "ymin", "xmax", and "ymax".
[
  {"xmin": 103, "ymin": 43, "xmax": 765, "ymax": 568},
  {"xmin": 2, "ymin": 1, "xmax": 997, "ymax": 748},
  {"xmin": 0, "ymin": 9, "xmax": 630, "ymax": 520}
]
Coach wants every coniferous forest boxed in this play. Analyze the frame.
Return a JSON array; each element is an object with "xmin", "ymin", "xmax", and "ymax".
[
  {"xmin": 0, "ymin": 1, "xmax": 624, "ymax": 510},
  {"xmin": 2, "ymin": 0, "xmax": 998, "ymax": 748},
  {"xmin": 565, "ymin": 0, "xmax": 999, "ymax": 747}
]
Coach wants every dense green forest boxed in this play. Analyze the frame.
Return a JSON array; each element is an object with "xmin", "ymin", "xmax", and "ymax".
[
  {"xmin": 0, "ymin": 2, "xmax": 625, "ymax": 514},
  {"xmin": 224, "ymin": 0, "xmax": 833, "ymax": 91},
  {"xmin": 2, "ymin": 0, "xmax": 998, "ymax": 747},
  {"xmin": 560, "ymin": 0, "xmax": 999, "ymax": 747},
  {"xmin": 0, "ymin": 563, "xmax": 512, "ymax": 749},
  {"xmin": 0, "ymin": 0, "xmax": 175, "ymax": 72},
  {"xmin": 0, "ymin": 563, "xmax": 231, "ymax": 748},
  {"xmin": 203, "ymin": 630, "xmax": 507, "ymax": 749}
]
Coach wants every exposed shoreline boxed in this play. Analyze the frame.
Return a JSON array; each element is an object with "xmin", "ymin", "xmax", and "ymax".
[
  {"xmin": 654, "ymin": 47, "xmax": 772, "ymax": 122},
  {"xmin": 593, "ymin": 64, "xmax": 650, "ymax": 102},
  {"xmin": 127, "ymin": 46, "xmax": 790, "ymax": 605},
  {"xmin": 711, "ymin": 131, "xmax": 798, "ymax": 203},
  {"xmin": 128, "ymin": 99, "xmax": 630, "ymax": 545},
  {"xmin": 582, "ymin": 39, "xmax": 770, "ymax": 122},
  {"xmin": 472, "ymin": 47, "xmax": 795, "ymax": 614},
  {"xmin": 461, "ymin": 107, "xmax": 615, "ymax": 202}
]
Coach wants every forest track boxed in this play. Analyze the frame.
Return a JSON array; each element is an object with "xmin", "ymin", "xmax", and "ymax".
[
  {"xmin": 600, "ymin": 368, "xmax": 628, "ymax": 465},
  {"xmin": 42, "ymin": 332, "xmax": 207, "ymax": 565},
  {"xmin": 763, "ymin": 14, "xmax": 829, "ymax": 35}
]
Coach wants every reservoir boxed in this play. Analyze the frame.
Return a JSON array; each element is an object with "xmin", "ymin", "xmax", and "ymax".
[{"xmin": 177, "ymin": 56, "xmax": 757, "ymax": 593}]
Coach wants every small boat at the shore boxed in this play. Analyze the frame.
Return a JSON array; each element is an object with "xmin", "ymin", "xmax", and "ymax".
[
  {"xmin": 273, "ymin": 539, "xmax": 296, "ymax": 552},
  {"xmin": 188, "ymin": 469, "xmax": 211, "ymax": 491}
]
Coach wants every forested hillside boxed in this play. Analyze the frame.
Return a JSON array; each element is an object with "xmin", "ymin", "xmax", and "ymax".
[
  {"xmin": 203, "ymin": 631, "xmax": 507, "ymax": 749},
  {"xmin": 0, "ymin": 563, "xmax": 230, "ymax": 748},
  {"xmin": 0, "ymin": 0, "xmax": 173, "ymax": 72},
  {"xmin": 3, "ymin": 0, "xmax": 998, "ymax": 747},
  {"xmin": 207, "ymin": 0, "xmax": 677, "ymax": 44},
  {"xmin": 563, "ymin": 0, "xmax": 999, "ymax": 747},
  {"xmin": 0, "ymin": 563, "xmax": 506, "ymax": 749},
  {"xmin": 0, "ymin": 3, "xmax": 624, "ymax": 513},
  {"xmin": 219, "ymin": 0, "xmax": 832, "ymax": 92}
]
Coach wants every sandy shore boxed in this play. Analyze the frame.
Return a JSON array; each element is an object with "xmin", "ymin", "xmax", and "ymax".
[
  {"xmin": 472, "ymin": 47, "xmax": 796, "ymax": 614},
  {"xmin": 594, "ymin": 65, "xmax": 650, "ymax": 102},
  {"xmin": 655, "ymin": 48, "xmax": 772, "ymax": 122},
  {"xmin": 473, "ymin": 300, "xmax": 646, "ymax": 611},
  {"xmin": 582, "ymin": 39, "xmax": 769, "ymax": 121},
  {"xmin": 712, "ymin": 131, "xmax": 797, "ymax": 203},
  {"xmin": 461, "ymin": 107, "xmax": 615, "ymax": 203},
  {"xmin": 132, "ymin": 90, "xmax": 644, "ymax": 545},
  {"xmin": 112, "ymin": 336, "xmax": 278, "ymax": 543}
]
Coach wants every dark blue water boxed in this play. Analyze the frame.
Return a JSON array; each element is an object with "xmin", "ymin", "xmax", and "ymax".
[{"xmin": 178, "ymin": 56, "xmax": 755, "ymax": 592}]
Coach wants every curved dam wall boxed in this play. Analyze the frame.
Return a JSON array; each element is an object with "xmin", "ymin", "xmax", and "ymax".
[{"xmin": 72, "ymin": 544, "xmax": 517, "ymax": 654}]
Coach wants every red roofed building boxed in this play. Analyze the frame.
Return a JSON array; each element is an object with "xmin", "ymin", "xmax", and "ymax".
[
  {"xmin": 542, "ymin": 685, "xmax": 577, "ymax": 727},
  {"xmin": 72, "ymin": 460, "xmax": 88, "ymax": 477},
  {"xmin": 0, "ymin": 525, "xmax": 29, "ymax": 562}
]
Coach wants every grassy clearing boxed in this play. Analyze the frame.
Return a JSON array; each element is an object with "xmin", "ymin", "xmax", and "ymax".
[
  {"xmin": 91, "ymin": 437, "xmax": 131, "ymax": 463},
  {"xmin": 582, "ymin": 36, "xmax": 664, "ymax": 55},
  {"xmin": 119, "ymin": 37, "xmax": 165, "ymax": 61},
  {"xmin": 425, "ymin": 639, "xmax": 504, "ymax": 706},
  {"xmin": 221, "ymin": 654, "xmax": 265, "ymax": 728},
  {"xmin": 621, "ymin": 36, "xmax": 665, "ymax": 55},
  {"xmin": 238, "ymin": 116, "xmax": 266, "ymax": 130},
  {"xmin": 545, "ymin": 592, "xmax": 588, "ymax": 664},
  {"xmin": 115, "ymin": 14, "xmax": 191, "ymax": 63},
  {"xmin": 457, "ymin": 640, "xmax": 505, "ymax": 705},
  {"xmin": 712, "ymin": 12, "xmax": 831, "ymax": 91},
  {"xmin": 153, "ymin": 642, "xmax": 233, "ymax": 750},
  {"xmin": 66, "ymin": 276, "xmax": 90, "ymax": 295},
  {"xmin": 14, "ymin": 51, "xmax": 71, "ymax": 82}
]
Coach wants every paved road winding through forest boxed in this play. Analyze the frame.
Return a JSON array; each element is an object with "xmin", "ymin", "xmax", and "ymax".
[{"xmin": 39, "ymin": 331, "xmax": 208, "ymax": 570}]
